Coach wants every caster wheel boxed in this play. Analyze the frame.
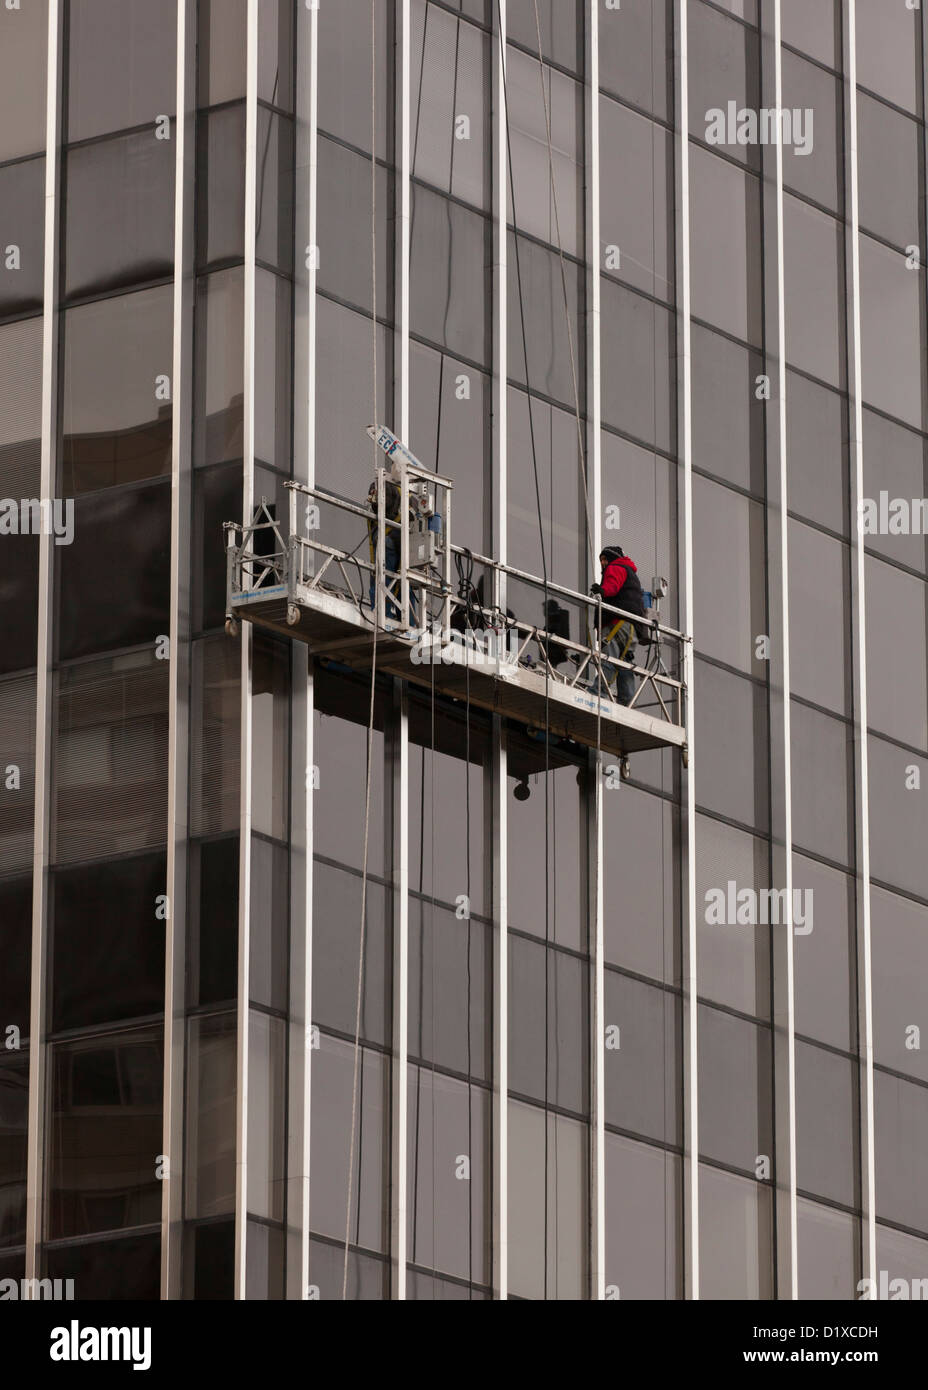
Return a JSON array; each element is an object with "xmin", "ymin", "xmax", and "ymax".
[
  {"xmin": 287, "ymin": 604, "xmax": 301, "ymax": 627},
  {"xmin": 620, "ymin": 757, "xmax": 631, "ymax": 781},
  {"xmin": 225, "ymin": 617, "xmax": 240, "ymax": 638},
  {"xmin": 682, "ymin": 745, "xmax": 689, "ymax": 769}
]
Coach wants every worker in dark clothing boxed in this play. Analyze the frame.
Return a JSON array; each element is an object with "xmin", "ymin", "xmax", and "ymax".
[
  {"xmin": 366, "ymin": 477, "xmax": 417, "ymax": 622},
  {"xmin": 589, "ymin": 545, "xmax": 645, "ymax": 705}
]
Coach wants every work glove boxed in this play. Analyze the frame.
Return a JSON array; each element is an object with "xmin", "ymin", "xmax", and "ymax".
[{"xmin": 589, "ymin": 583, "xmax": 603, "ymax": 597}]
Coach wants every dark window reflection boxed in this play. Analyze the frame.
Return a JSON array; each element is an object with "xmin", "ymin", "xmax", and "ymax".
[
  {"xmin": 57, "ymin": 481, "xmax": 172, "ymax": 661},
  {"xmin": 0, "ymin": 675, "xmax": 37, "ymax": 877},
  {"xmin": 185, "ymin": 1012, "xmax": 236, "ymax": 1220},
  {"xmin": 189, "ymin": 836, "xmax": 239, "ymax": 1008},
  {"xmin": 196, "ymin": 104, "xmax": 246, "ymax": 270},
  {"xmin": 47, "ymin": 1028, "xmax": 163, "ymax": 1241},
  {"xmin": 0, "ymin": 157, "xmax": 44, "ymax": 318},
  {"xmin": 64, "ymin": 131, "xmax": 174, "ymax": 301},
  {"xmin": 51, "ymin": 852, "xmax": 167, "ymax": 1033},
  {"xmin": 60, "ymin": 286, "xmax": 173, "ymax": 494},
  {"xmin": 45, "ymin": 1230, "xmax": 161, "ymax": 1300},
  {"xmin": 0, "ymin": 877, "xmax": 31, "ymax": 1048},
  {"xmin": 184, "ymin": 1218, "xmax": 234, "ymax": 1300},
  {"xmin": 190, "ymin": 637, "xmax": 241, "ymax": 838},
  {"xmin": 0, "ymin": 1054, "xmax": 28, "ymax": 1249}
]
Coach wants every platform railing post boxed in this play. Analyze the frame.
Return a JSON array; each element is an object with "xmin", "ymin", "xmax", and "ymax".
[
  {"xmin": 399, "ymin": 467, "xmax": 410, "ymax": 629},
  {"xmin": 377, "ymin": 469, "xmax": 387, "ymax": 629}
]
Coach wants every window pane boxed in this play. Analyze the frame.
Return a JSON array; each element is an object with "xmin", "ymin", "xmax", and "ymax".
[
  {"xmin": 859, "ymin": 236, "xmax": 927, "ymax": 432},
  {"xmin": 0, "ymin": 0, "xmax": 47, "ymax": 161},
  {"xmin": 872, "ymin": 887, "xmax": 928, "ymax": 1084},
  {"xmin": 600, "ymin": 97, "xmax": 673, "ymax": 302},
  {"xmin": 786, "ymin": 371, "xmax": 847, "ymax": 536},
  {"xmin": 507, "ymin": 0, "xmax": 581, "ymax": 72},
  {"xmin": 793, "ymin": 853, "xmax": 854, "ymax": 1053},
  {"xmin": 510, "ymin": 935, "xmax": 589, "ymax": 1116},
  {"xmin": 605, "ymin": 1133, "xmax": 681, "ymax": 1300},
  {"xmin": 0, "ymin": 319, "xmax": 42, "ymax": 674},
  {"xmin": 0, "ymin": 1054, "xmax": 27, "ymax": 1249},
  {"xmin": 508, "ymin": 1101, "xmax": 588, "ymax": 1300},
  {"xmin": 197, "ymin": 104, "xmax": 246, "ymax": 271},
  {"xmin": 249, "ymin": 836, "xmax": 287, "ymax": 1012},
  {"xmin": 411, "ymin": 2, "xmax": 490, "ymax": 210},
  {"xmin": 410, "ymin": 187, "xmax": 489, "ymax": 367},
  {"xmin": 874, "ymin": 1069, "xmax": 928, "ymax": 1235},
  {"xmin": 698, "ymin": 1006, "xmax": 773, "ymax": 1171},
  {"xmin": 507, "ymin": 47, "xmax": 582, "ymax": 257},
  {"xmin": 45, "ymin": 1231, "xmax": 160, "ymax": 1301},
  {"xmin": 48, "ymin": 1027, "xmax": 163, "ymax": 1240},
  {"xmin": 312, "ymin": 862, "xmax": 391, "ymax": 1049},
  {"xmin": 699, "ymin": 1163, "xmax": 773, "ymax": 1299},
  {"xmin": 865, "ymin": 556, "xmax": 928, "ymax": 750},
  {"xmin": 781, "ymin": 0, "xmax": 837, "ymax": 69},
  {"xmin": 603, "ymin": 784, "xmax": 678, "ymax": 985},
  {"xmin": 190, "ymin": 636, "xmax": 241, "ymax": 838},
  {"xmin": 310, "ymin": 1034, "xmax": 389, "ymax": 1254},
  {"xmin": 0, "ymin": 675, "xmax": 36, "ymax": 876},
  {"xmin": 53, "ymin": 651, "xmax": 169, "ymax": 865},
  {"xmin": 61, "ymin": 286, "xmax": 173, "ymax": 495},
  {"xmin": 67, "ymin": 0, "xmax": 176, "ymax": 142},
  {"xmin": 411, "ymin": 899, "xmax": 490, "ymax": 1082},
  {"xmin": 784, "ymin": 196, "xmax": 845, "ymax": 389},
  {"xmin": 604, "ymin": 970, "xmax": 681, "ymax": 1146},
  {"xmin": 693, "ymin": 474, "xmax": 766, "ymax": 674},
  {"xmin": 0, "ymin": 157, "xmax": 44, "ymax": 318},
  {"xmin": 691, "ymin": 326, "xmax": 765, "ymax": 495},
  {"xmin": 855, "ymin": 0, "xmax": 921, "ymax": 114},
  {"xmin": 862, "ymin": 409, "xmax": 928, "ymax": 572},
  {"xmin": 696, "ymin": 814, "xmax": 769, "ymax": 1017},
  {"xmin": 51, "ymin": 851, "xmax": 167, "ymax": 1032},
  {"xmin": 690, "ymin": 149, "xmax": 762, "ymax": 344},
  {"xmin": 788, "ymin": 520, "xmax": 849, "ymax": 715},
  {"xmin": 795, "ymin": 1042, "xmax": 859, "ymax": 1207},
  {"xmin": 194, "ymin": 268, "xmax": 244, "ymax": 470},
  {"xmin": 599, "ymin": 0, "xmax": 670, "ymax": 121},
  {"xmin": 601, "ymin": 277, "xmax": 674, "ymax": 453},
  {"xmin": 790, "ymin": 702, "xmax": 852, "ymax": 866},
  {"xmin": 407, "ymin": 1067, "xmax": 489, "ymax": 1284},
  {"xmin": 689, "ymin": 2, "xmax": 760, "ymax": 171},
  {"xmin": 694, "ymin": 662, "xmax": 769, "ymax": 832},
  {"xmin": 781, "ymin": 50, "xmax": 841, "ymax": 213},
  {"xmin": 189, "ymin": 835, "xmax": 239, "ymax": 1007},
  {"xmin": 246, "ymin": 1011, "xmax": 286, "ymax": 1222},
  {"xmin": 868, "ymin": 736, "xmax": 928, "ymax": 900},
  {"xmin": 797, "ymin": 1199, "xmax": 858, "ymax": 1300},
  {"xmin": 317, "ymin": 0, "xmax": 390, "ymax": 157},
  {"xmin": 185, "ymin": 1012, "xmax": 236, "ymax": 1219},
  {"xmin": 64, "ymin": 131, "xmax": 174, "ymax": 301},
  {"xmin": 858, "ymin": 94, "xmax": 922, "ymax": 250}
]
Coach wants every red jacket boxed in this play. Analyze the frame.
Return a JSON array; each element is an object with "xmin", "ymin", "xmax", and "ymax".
[{"xmin": 598, "ymin": 555, "xmax": 645, "ymax": 634}]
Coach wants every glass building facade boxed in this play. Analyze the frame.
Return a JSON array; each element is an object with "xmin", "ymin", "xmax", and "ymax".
[{"xmin": 1, "ymin": 0, "xmax": 926, "ymax": 1301}]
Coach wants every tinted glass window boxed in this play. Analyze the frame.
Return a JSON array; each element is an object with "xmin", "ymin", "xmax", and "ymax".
[{"xmin": 67, "ymin": 0, "xmax": 176, "ymax": 142}]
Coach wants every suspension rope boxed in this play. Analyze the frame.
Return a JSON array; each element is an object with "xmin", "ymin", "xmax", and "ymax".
[{"xmin": 343, "ymin": 0, "xmax": 381, "ymax": 1301}]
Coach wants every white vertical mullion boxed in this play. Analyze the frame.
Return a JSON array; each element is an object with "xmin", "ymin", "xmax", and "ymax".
[
  {"xmin": 675, "ymin": 0, "xmax": 699, "ymax": 1302},
  {"xmin": 492, "ymin": 0, "xmax": 509, "ymax": 1303},
  {"xmin": 234, "ymin": 0, "xmax": 259, "ymax": 1300},
  {"xmin": 24, "ymin": 0, "xmax": 62, "ymax": 1293},
  {"xmin": 391, "ymin": 0, "xmax": 411, "ymax": 1302},
  {"xmin": 161, "ymin": 0, "xmax": 196, "ymax": 1301},
  {"xmin": 288, "ymin": 0, "xmax": 318, "ymax": 1301},
  {"xmin": 845, "ymin": 0, "xmax": 877, "ymax": 1294},
  {"xmin": 586, "ymin": 0, "xmax": 605, "ymax": 1303}
]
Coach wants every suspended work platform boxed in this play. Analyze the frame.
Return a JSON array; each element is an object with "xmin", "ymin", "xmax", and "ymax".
[{"xmin": 224, "ymin": 451, "xmax": 689, "ymax": 767}]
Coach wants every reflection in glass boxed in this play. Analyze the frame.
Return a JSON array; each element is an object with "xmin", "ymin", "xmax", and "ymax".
[{"xmin": 185, "ymin": 1013, "xmax": 236, "ymax": 1219}]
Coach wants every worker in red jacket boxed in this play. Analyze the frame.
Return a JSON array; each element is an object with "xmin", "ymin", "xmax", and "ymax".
[{"xmin": 589, "ymin": 546, "xmax": 645, "ymax": 705}]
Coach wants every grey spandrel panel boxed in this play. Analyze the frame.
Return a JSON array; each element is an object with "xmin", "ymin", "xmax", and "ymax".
[
  {"xmin": 786, "ymin": 370, "xmax": 848, "ymax": 537},
  {"xmin": 871, "ymin": 886, "xmax": 928, "ymax": 1084},
  {"xmin": 67, "ymin": 0, "xmax": 176, "ymax": 143},
  {"xmin": 408, "ymin": 341, "xmax": 489, "ymax": 552},
  {"xmin": 783, "ymin": 195, "xmax": 845, "ymax": 390},
  {"xmin": 695, "ymin": 814, "xmax": 770, "ymax": 1020},
  {"xmin": 406, "ymin": 1067, "xmax": 489, "ymax": 1285},
  {"xmin": 47, "ymin": 1027, "xmax": 163, "ymax": 1241},
  {"xmin": 862, "ymin": 410, "xmax": 928, "ymax": 573},
  {"xmin": 859, "ymin": 237, "xmax": 927, "ymax": 433},
  {"xmin": 874, "ymin": 1069, "xmax": 928, "ymax": 1236},
  {"xmin": 857, "ymin": 93, "xmax": 922, "ymax": 253},
  {"xmin": 855, "ymin": 0, "xmax": 922, "ymax": 116},
  {"xmin": 797, "ymin": 1199, "xmax": 859, "ymax": 1301},
  {"xmin": 692, "ymin": 473, "xmax": 766, "ymax": 677},
  {"xmin": 689, "ymin": 146, "xmax": 762, "ymax": 346},
  {"xmin": 601, "ymin": 278, "xmax": 674, "ymax": 454},
  {"xmin": 691, "ymin": 325, "xmax": 765, "ymax": 497},
  {"xmin": 506, "ymin": 0, "xmax": 581, "ymax": 74},
  {"xmin": 410, "ymin": 899, "xmax": 490, "ymax": 1083},
  {"xmin": 868, "ymin": 736, "xmax": 928, "ymax": 902},
  {"xmin": 310, "ymin": 1034, "xmax": 389, "ymax": 1255},
  {"xmin": 698, "ymin": 1163, "xmax": 774, "ymax": 1300},
  {"xmin": 603, "ymin": 783, "xmax": 679, "ymax": 987},
  {"xmin": 506, "ymin": 46, "xmax": 582, "ymax": 258},
  {"xmin": 599, "ymin": 96, "xmax": 674, "ymax": 303},
  {"xmin": 312, "ymin": 862, "xmax": 391, "ymax": 1050},
  {"xmin": 411, "ymin": 1, "xmax": 490, "ymax": 211},
  {"xmin": 693, "ymin": 661, "xmax": 769, "ymax": 835},
  {"xmin": 509, "ymin": 934, "xmax": 589, "ymax": 1117},
  {"xmin": 0, "ymin": 157, "xmax": 44, "ymax": 319},
  {"xmin": 792, "ymin": 852, "xmax": 855, "ymax": 1055},
  {"xmin": 787, "ymin": 519, "xmax": 850, "ymax": 717},
  {"xmin": 790, "ymin": 702, "xmax": 853, "ymax": 868},
  {"xmin": 780, "ymin": 48, "xmax": 841, "ymax": 214},
  {"xmin": 780, "ymin": 0, "xmax": 838, "ymax": 70},
  {"xmin": 604, "ymin": 1133, "xmax": 681, "ymax": 1300},
  {"xmin": 603, "ymin": 970, "xmax": 681, "ymax": 1147},
  {"xmin": 598, "ymin": 0, "xmax": 671, "ymax": 122},
  {"xmin": 317, "ymin": 136, "xmax": 390, "ymax": 320},
  {"xmin": 795, "ymin": 1042, "xmax": 859, "ymax": 1208},
  {"xmin": 875, "ymin": 1224, "xmax": 928, "ymax": 1289},
  {"xmin": 64, "ymin": 132, "xmax": 174, "ymax": 303},
  {"xmin": 61, "ymin": 285, "xmax": 173, "ymax": 495},
  {"xmin": 864, "ymin": 555, "xmax": 928, "ymax": 752},
  {"xmin": 412, "ymin": 186, "xmax": 489, "ymax": 369},
  {"xmin": 698, "ymin": 1005, "xmax": 772, "ymax": 1172},
  {"xmin": 507, "ymin": 761, "xmax": 584, "ymax": 951},
  {"xmin": 508, "ymin": 1101, "xmax": 588, "ymax": 1300},
  {"xmin": 601, "ymin": 430, "xmax": 678, "ymax": 627},
  {"xmin": 688, "ymin": 0, "xmax": 761, "ymax": 172},
  {"xmin": 314, "ymin": 298, "xmax": 391, "ymax": 502},
  {"xmin": 0, "ymin": 0, "xmax": 47, "ymax": 162},
  {"xmin": 0, "ymin": 1053, "xmax": 27, "ymax": 1250},
  {"xmin": 317, "ymin": 0, "xmax": 390, "ymax": 159}
]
